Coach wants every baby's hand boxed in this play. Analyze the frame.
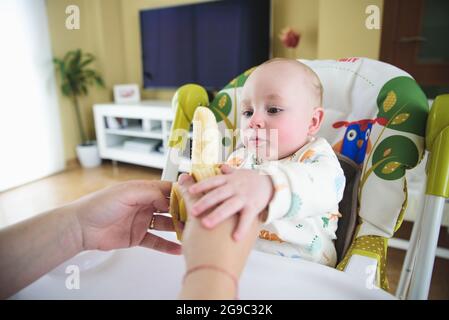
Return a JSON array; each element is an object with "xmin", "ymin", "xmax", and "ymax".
[{"xmin": 188, "ymin": 165, "xmax": 274, "ymax": 241}]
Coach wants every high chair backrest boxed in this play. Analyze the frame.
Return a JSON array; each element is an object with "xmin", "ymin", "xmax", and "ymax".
[
  {"xmin": 202, "ymin": 57, "xmax": 428, "ymax": 289},
  {"xmin": 301, "ymin": 58, "xmax": 427, "ymax": 237}
]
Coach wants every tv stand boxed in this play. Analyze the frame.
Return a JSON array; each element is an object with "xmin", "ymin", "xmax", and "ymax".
[{"xmin": 93, "ymin": 100, "xmax": 191, "ymax": 172}]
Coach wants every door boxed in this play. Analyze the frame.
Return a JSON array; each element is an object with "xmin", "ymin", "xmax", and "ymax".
[{"xmin": 380, "ymin": 0, "xmax": 449, "ymax": 97}]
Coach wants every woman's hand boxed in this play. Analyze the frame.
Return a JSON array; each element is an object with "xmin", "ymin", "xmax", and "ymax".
[
  {"xmin": 0, "ymin": 179, "xmax": 182, "ymax": 299},
  {"xmin": 73, "ymin": 180, "xmax": 181, "ymax": 254}
]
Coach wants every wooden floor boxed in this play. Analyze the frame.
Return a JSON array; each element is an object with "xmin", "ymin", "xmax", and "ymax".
[{"xmin": 1, "ymin": 161, "xmax": 448, "ymax": 299}]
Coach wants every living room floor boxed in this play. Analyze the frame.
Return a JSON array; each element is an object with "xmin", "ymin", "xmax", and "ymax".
[{"xmin": 1, "ymin": 161, "xmax": 448, "ymax": 299}]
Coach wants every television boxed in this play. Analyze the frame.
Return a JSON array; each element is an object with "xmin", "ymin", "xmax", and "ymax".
[{"xmin": 140, "ymin": 0, "xmax": 271, "ymax": 90}]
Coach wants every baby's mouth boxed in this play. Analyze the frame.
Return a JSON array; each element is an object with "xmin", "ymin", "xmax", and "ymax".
[{"xmin": 249, "ymin": 136, "xmax": 267, "ymax": 146}]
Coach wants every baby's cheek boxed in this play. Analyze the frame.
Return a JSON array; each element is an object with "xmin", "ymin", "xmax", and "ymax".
[
  {"xmin": 278, "ymin": 130, "xmax": 298, "ymax": 149},
  {"xmin": 277, "ymin": 121, "xmax": 309, "ymax": 154}
]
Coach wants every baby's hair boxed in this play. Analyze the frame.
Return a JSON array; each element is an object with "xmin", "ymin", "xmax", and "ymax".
[{"xmin": 260, "ymin": 58, "xmax": 323, "ymax": 107}]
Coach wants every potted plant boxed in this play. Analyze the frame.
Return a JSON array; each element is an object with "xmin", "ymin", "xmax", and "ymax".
[{"xmin": 53, "ymin": 49, "xmax": 105, "ymax": 168}]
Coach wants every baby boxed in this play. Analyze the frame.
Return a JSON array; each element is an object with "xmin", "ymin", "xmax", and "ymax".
[{"xmin": 188, "ymin": 58, "xmax": 345, "ymax": 267}]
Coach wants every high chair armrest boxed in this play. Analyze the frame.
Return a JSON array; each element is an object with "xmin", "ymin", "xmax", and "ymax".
[
  {"xmin": 337, "ymin": 235, "xmax": 389, "ymax": 290},
  {"xmin": 169, "ymin": 84, "xmax": 209, "ymax": 149},
  {"xmin": 162, "ymin": 84, "xmax": 209, "ymax": 181},
  {"xmin": 343, "ymin": 254, "xmax": 379, "ymax": 290},
  {"xmin": 426, "ymin": 94, "xmax": 449, "ymax": 197}
]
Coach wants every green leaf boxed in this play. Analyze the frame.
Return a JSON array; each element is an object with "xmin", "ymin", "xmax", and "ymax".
[
  {"xmin": 68, "ymin": 49, "xmax": 82, "ymax": 74},
  {"xmin": 80, "ymin": 84, "xmax": 88, "ymax": 95},
  {"xmin": 61, "ymin": 82, "xmax": 72, "ymax": 97},
  {"xmin": 79, "ymin": 56, "xmax": 94, "ymax": 68},
  {"xmin": 209, "ymin": 92, "xmax": 232, "ymax": 120},
  {"xmin": 376, "ymin": 76, "xmax": 428, "ymax": 136},
  {"xmin": 58, "ymin": 62, "xmax": 66, "ymax": 81},
  {"xmin": 63, "ymin": 50, "xmax": 76, "ymax": 62},
  {"xmin": 80, "ymin": 53, "xmax": 95, "ymax": 68},
  {"xmin": 83, "ymin": 69, "xmax": 95, "ymax": 75},
  {"xmin": 372, "ymin": 135, "xmax": 419, "ymax": 180},
  {"xmin": 94, "ymin": 75, "xmax": 105, "ymax": 87}
]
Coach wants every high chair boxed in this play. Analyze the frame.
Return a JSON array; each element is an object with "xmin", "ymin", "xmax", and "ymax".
[{"xmin": 162, "ymin": 57, "xmax": 449, "ymax": 300}]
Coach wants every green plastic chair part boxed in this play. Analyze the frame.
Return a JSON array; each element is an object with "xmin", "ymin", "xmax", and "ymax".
[
  {"xmin": 169, "ymin": 84, "xmax": 209, "ymax": 149},
  {"xmin": 336, "ymin": 233, "xmax": 389, "ymax": 290},
  {"xmin": 425, "ymin": 94, "xmax": 449, "ymax": 197}
]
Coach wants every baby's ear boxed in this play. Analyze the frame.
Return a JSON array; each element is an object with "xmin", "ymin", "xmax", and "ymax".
[{"xmin": 308, "ymin": 107, "xmax": 324, "ymax": 135}]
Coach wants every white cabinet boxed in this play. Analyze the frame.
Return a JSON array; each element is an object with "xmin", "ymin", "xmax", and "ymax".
[{"xmin": 93, "ymin": 101, "xmax": 191, "ymax": 172}]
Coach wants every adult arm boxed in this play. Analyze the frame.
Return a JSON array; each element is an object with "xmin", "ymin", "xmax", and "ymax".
[
  {"xmin": 0, "ymin": 180, "xmax": 180, "ymax": 299},
  {"xmin": 176, "ymin": 174, "xmax": 261, "ymax": 299}
]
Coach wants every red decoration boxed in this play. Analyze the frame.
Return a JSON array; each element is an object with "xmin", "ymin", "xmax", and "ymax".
[
  {"xmin": 332, "ymin": 117, "xmax": 388, "ymax": 131},
  {"xmin": 279, "ymin": 27, "xmax": 300, "ymax": 49}
]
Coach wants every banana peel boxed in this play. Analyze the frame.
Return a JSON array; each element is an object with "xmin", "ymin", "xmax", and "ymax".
[{"xmin": 170, "ymin": 164, "xmax": 222, "ymax": 240}]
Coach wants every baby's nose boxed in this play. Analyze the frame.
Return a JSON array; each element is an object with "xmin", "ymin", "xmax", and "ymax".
[{"xmin": 249, "ymin": 116, "xmax": 265, "ymax": 129}]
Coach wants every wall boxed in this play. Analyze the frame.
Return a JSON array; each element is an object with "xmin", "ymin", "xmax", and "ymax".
[
  {"xmin": 317, "ymin": 0, "xmax": 383, "ymax": 59},
  {"xmin": 46, "ymin": 0, "xmax": 125, "ymax": 160},
  {"xmin": 272, "ymin": 0, "xmax": 319, "ymax": 60},
  {"xmin": 46, "ymin": 0, "xmax": 383, "ymax": 161}
]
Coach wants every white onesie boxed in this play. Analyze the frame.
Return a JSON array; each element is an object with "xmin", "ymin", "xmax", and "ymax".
[{"xmin": 226, "ymin": 137, "xmax": 345, "ymax": 267}]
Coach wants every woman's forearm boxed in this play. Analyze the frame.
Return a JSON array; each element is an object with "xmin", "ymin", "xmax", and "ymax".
[
  {"xmin": 180, "ymin": 268, "xmax": 237, "ymax": 299},
  {"xmin": 179, "ymin": 214, "xmax": 260, "ymax": 299},
  {"xmin": 0, "ymin": 204, "xmax": 82, "ymax": 299}
]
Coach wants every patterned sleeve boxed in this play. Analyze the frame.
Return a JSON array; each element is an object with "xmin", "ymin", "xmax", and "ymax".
[{"xmin": 259, "ymin": 138, "xmax": 346, "ymax": 224}]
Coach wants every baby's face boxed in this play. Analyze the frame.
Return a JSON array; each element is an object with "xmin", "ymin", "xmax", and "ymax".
[{"xmin": 240, "ymin": 60, "xmax": 321, "ymax": 160}]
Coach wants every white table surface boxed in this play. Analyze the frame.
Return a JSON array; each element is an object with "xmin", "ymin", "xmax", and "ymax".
[{"xmin": 11, "ymin": 232, "xmax": 395, "ymax": 300}]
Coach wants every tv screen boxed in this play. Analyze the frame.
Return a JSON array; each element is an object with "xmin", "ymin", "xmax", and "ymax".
[{"xmin": 140, "ymin": 0, "xmax": 271, "ymax": 90}]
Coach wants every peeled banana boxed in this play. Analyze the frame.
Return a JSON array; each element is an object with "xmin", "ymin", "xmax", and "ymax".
[
  {"xmin": 191, "ymin": 106, "xmax": 220, "ymax": 168},
  {"xmin": 169, "ymin": 107, "xmax": 222, "ymax": 240}
]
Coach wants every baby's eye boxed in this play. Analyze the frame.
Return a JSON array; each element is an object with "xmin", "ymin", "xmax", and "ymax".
[
  {"xmin": 242, "ymin": 110, "xmax": 253, "ymax": 117},
  {"xmin": 267, "ymin": 106, "xmax": 282, "ymax": 114}
]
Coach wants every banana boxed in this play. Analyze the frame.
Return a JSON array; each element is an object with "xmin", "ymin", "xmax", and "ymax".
[
  {"xmin": 169, "ymin": 107, "xmax": 222, "ymax": 240},
  {"xmin": 169, "ymin": 184, "xmax": 186, "ymax": 239},
  {"xmin": 191, "ymin": 107, "xmax": 220, "ymax": 168},
  {"xmin": 191, "ymin": 164, "xmax": 222, "ymax": 182}
]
